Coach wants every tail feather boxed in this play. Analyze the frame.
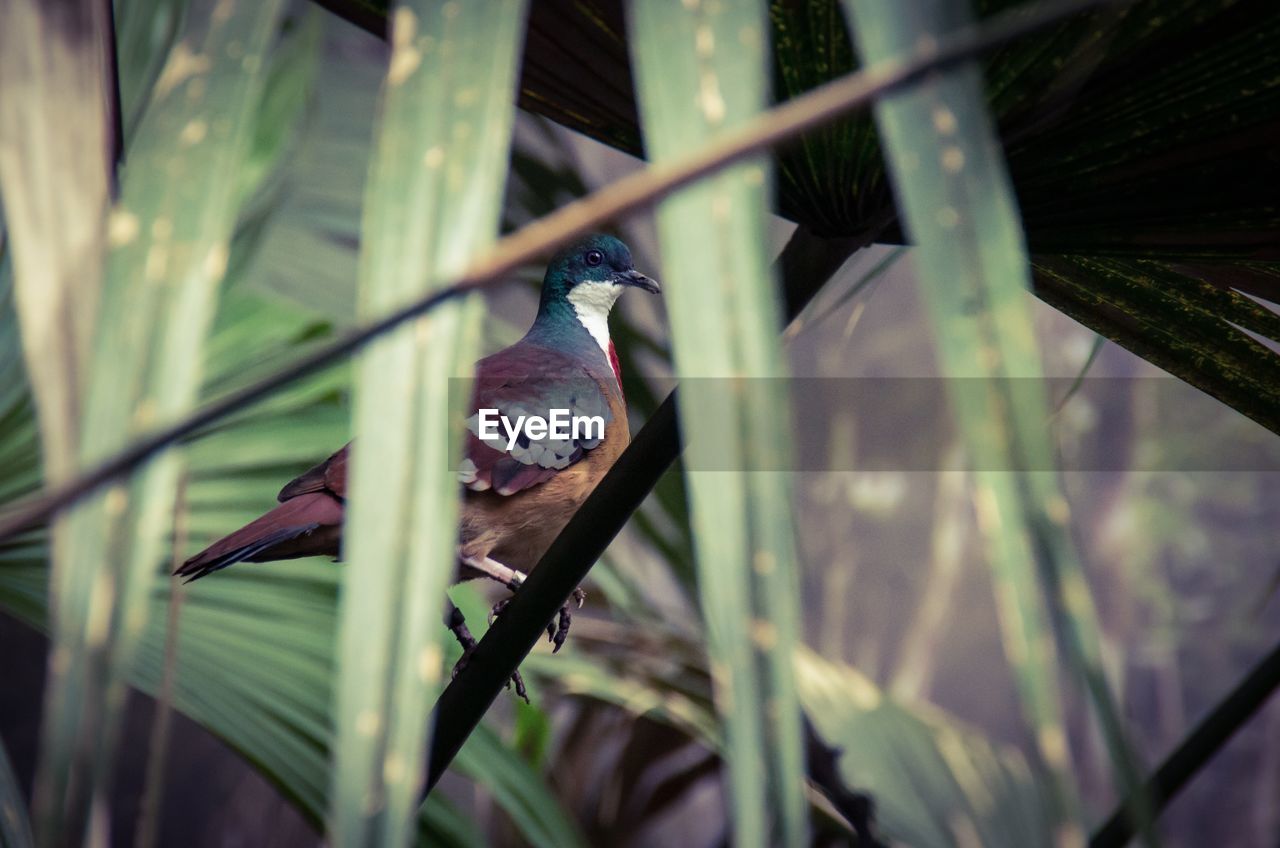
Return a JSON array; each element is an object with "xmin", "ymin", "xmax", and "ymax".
[
  {"xmin": 175, "ymin": 493, "xmax": 342, "ymax": 583},
  {"xmin": 175, "ymin": 525, "xmax": 319, "ymax": 583}
]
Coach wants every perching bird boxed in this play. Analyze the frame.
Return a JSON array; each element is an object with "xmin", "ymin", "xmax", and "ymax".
[{"xmin": 175, "ymin": 234, "xmax": 658, "ymax": 693}]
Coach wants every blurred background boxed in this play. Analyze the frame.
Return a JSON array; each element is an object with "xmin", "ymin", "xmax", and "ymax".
[{"xmin": 1, "ymin": 1, "xmax": 1278, "ymax": 846}]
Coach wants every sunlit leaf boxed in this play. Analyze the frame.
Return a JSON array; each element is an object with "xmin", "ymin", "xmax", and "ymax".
[
  {"xmin": 8, "ymin": 1, "xmax": 290, "ymax": 841},
  {"xmin": 841, "ymin": 0, "xmax": 1152, "ymax": 842},
  {"xmin": 329, "ymin": 0, "xmax": 527, "ymax": 843},
  {"xmin": 631, "ymin": 1, "xmax": 809, "ymax": 844}
]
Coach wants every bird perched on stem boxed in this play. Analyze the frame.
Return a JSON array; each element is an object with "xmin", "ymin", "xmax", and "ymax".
[{"xmin": 175, "ymin": 234, "xmax": 658, "ymax": 697}]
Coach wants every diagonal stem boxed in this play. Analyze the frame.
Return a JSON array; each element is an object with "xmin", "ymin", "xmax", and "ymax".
[
  {"xmin": 420, "ymin": 228, "xmax": 869, "ymax": 795},
  {"xmin": 1089, "ymin": 636, "xmax": 1280, "ymax": 848},
  {"xmin": 0, "ymin": 0, "xmax": 1124, "ymax": 543}
]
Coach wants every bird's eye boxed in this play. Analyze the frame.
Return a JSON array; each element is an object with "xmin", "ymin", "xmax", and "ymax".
[{"xmin": 585, "ymin": 250, "xmax": 604, "ymax": 266}]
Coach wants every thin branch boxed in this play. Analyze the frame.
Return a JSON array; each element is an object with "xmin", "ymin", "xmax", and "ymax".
[
  {"xmin": 0, "ymin": 0, "xmax": 1121, "ymax": 542},
  {"xmin": 134, "ymin": 474, "xmax": 188, "ymax": 848},
  {"xmin": 414, "ymin": 0, "xmax": 1126, "ymax": 796},
  {"xmin": 1089, "ymin": 636, "xmax": 1280, "ymax": 848},
  {"xmin": 1050, "ymin": 333, "xmax": 1105, "ymax": 417},
  {"xmin": 421, "ymin": 230, "xmax": 870, "ymax": 796}
]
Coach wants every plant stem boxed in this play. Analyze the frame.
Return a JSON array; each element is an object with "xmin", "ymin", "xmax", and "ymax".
[
  {"xmin": 1089, "ymin": 636, "xmax": 1280, "ymax": 848},
  {"xmin": 0, "ymin": 0, "xmax": 1124, "ymax": 543},
  {"xmin": 421, "ymin": 229, "xmax": 866, "ymax": 796}
]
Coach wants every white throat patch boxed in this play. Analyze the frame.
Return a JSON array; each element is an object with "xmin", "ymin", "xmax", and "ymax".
[{"xmin": 567, "ymin": 281, "xmax": 623, "ymax": 356}]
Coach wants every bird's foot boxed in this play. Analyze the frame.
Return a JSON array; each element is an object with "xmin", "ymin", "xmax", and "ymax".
[
  {"xmin": 550, "ymin": 587, "xmax": 586, "ymax": 654},
  {"xmin": 488, "ymin": 595, "xmax": 512, "ymax": 626},
  {"xmin": 489, "ymin": 585, "xmax": 585, "ymax": 654},
  {"xmin": 446, "ymin": 603, "xmax": 528, "ymax": 702}
]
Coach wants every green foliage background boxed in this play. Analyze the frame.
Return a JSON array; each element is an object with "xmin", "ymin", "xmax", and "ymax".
[{"xmin": 0, "ymin": 0, "xmax": 1277, "ymax": 846}]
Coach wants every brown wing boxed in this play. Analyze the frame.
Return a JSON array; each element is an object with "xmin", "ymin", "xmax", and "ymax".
[
  {"xmin": 274, "ymin": 340, "xmax": 617, "ymax": 502},
  {"xmin": 459, "ymin": 341, "xmax": 616, "ymax": 497},
  {"xmin": 277, "ymin": 444, "xmax": 349, "ymax": 502}
]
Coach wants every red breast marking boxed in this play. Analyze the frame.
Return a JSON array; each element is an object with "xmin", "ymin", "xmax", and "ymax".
[{"xmin": 607, "ymin": 340, "xmax": 623, "ymax": 395}]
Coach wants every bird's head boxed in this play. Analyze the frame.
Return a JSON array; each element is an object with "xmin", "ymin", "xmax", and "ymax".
[
  {"xmin": 535, "ymin": 234, "xmax": 659, "ymax": 353},
  {"xmin": 542, "ymin": 233, "xmax": 659, "ymax": 300}
]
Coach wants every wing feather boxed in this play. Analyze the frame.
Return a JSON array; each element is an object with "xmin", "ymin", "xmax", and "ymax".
[
  {"xmin": 278, "ymin": 445, "xmax": 349, "ymax": 502},
  {"xmin": 461, "ymin": 341, "xmax": 615, "ymax": 496},
  {"xmin": 275, "ymin": 341, "xmax": 616, "ymax": 503}
]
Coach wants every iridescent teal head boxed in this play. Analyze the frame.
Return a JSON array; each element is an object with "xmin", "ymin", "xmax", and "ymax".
[
  {"xmin": 533, "ymin": 234, "xmax": 659, "ymax": 355},
  {"xmin": 540, "ymin": 234, "xmax": 659, "ymax": 303}
]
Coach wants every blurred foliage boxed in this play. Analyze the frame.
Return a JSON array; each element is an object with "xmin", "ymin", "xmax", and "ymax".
[
  {"xmin": 0, "ymin": 0, "xmax": 1276, "ymax": 846},
  {"xmin": 630, "ymin": 1, "xmax": 808, "ymax": 844},
  {"xmin": 316, "ymin": 0, "xmax": 1280, "ymax": 442},
  {"xmin": 3, "ymin": 0, "xmax": 291, "ymax": 841},
  {"xmin": 327, "ymin": 0, "xmax": 523, "ymax": 843},
  {"xmin": 0, "ymin": 737, "xmax": 32, "ymax": 848},
  {"xmin": 841, "ymin": 0, "xmax": 1149, "ymax": 842}
]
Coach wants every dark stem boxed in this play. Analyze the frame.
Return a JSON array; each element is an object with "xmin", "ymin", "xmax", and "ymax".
[
  {"xmin": 419, "ymin": 229, "xmax": 880, "ymax": 835},
  {"xmin": 0, "ymin": 0, "xmax": 1123, "ymax": 543},
  {"xmin": 423, "ymin": 388, "xmax": 682, "ymax": 790},
  {"xmin": 134, "ymin": 475, "xmax": 188, "ymax": 848},
  {"xmin": 1088, "ymin": 636, "xmax": 1280, "ymax": 848}
]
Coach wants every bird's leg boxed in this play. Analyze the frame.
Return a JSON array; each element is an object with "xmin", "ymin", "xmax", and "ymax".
[
  {"xmin": 550, "ymin": 588, "xmax": 587, "ymax": 654},
  {"xmin": 444, "ymin": 601, "xmax": 528, "ymax": 702},
  {"xmin": 444, "ymin": 602, "xmax": 479, "ymax": 674},
  {"xmin": 460, "ymin": 553, "xmax": 527, "ymax": 593},
  {"xmin": 459, "ymin": 554, "xmax": 536, "ymax": 632}
]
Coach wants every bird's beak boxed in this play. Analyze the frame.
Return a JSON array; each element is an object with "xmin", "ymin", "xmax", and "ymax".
[{"xmin": 620, "ymin": 269, "xmax": 660, "ymax": 294}]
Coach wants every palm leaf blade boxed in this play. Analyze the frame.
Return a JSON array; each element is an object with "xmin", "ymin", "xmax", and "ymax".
[
  {"xmin": 328, "ymin": 0, "xmax": 527, "ymax": 843},
  {"xmin": 630, "ymin": 2, "xmax": 809, "ymax": 845}
]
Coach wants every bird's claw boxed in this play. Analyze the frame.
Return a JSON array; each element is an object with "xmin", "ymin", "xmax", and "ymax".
[
  {"xmin": 451, "ymin": 650, "xmax": 528, "ymax": 702},
  {"xmin": 507, "ymin": 669, "xmax": 530, "ymax": 702},
  {"xmin": 451, "ymin": 642, "xmax": 475, "ymax": 681},
  {"xmin": 488, "ymin": 586, "xmax": 586, "ymax": 654},
  {"xmin": 550, "ymin": 605, "xmax": 571, "ymax": 653},
  {"xmin": 550, "ymin": 588, "xmax": 585, "ymax": 654},
  {"xmin": 488, "ymin": 596, "xmax": 511, "ymax": 626},
  {"xmin": 448, "ymin": 603, "xmax": 528, "ymax": 702}
]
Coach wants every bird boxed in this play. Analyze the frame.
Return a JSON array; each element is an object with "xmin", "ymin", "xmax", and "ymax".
[{"xmin": 174, "ymin": 234, "xmax": 659, "ymax": 696}]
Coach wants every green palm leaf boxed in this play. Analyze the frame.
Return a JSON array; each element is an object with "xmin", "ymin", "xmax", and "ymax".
[
  {"xmin": 2, "ymin": 1, "xmax": 290, "ymax": 841},
  {"xmin": 524, "ymin": 623, "xmax": 1064, "ymax": 847},
  {"xmin": 796, "ymin": 648, "xmax": 1054, "ymax": 847},
  {"xmin": 630, "ymin": 2, "xmax": 809, "ymax": 845},
  {"xmin": 0, "ymin": 282, "xmax": 588, "ymax": 846},
  {"xmin": 1032, "ymin": 257, "xmax": 1280, "ymax": 434},
  {"xmin": 311, "ymin": 0, "xmax": 1280, "ymax": 435},
  {"xmin": 329, "ymin": 0, "xmax": 526, "ymax": 843},
  {"xmin": 841, "ymin": 0, "xmax": 1151, "ymax": 843}
]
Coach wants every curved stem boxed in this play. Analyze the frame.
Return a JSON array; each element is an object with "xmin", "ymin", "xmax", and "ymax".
[
  {"xmin": 420, "ymin": 229, "xmax": 866, "ymax": 795},
  {"xmin": 0, "ymin": 0, "xmax": 1121, "ymax": 543}
]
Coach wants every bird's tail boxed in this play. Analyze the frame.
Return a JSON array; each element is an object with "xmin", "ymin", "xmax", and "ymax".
[{"xmin": 174, "ymin": 493, "xmax": 341, "ymax": 583}]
